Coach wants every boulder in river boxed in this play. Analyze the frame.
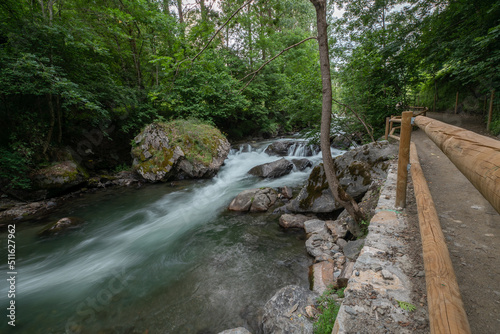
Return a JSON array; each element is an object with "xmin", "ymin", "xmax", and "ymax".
[
  {"xmin": 262, "ymin": 285, "xmax": 318, "ymax": 334},
  {"xmin": 291, "ymin": 158, "xmax": 313, "ymax": 171},
  {"xmin": 278, "ymin": 214, "xmax": 316, "ymax": 229},
  {"xmin": 38, "ymin": 217, "xmax": 84, "ymax": 237},
  {"xmin": 131, "ymin": 120, "xmax": 230, "ymax": 182},
  {"xmin": 228, "ymin": 188, "xmax": 278, "ymax": 212},
  {"xmin": 285, "ymin": 141, "xmax": 397, "ymax": 213},
  {"xmin": 248, "ymin": 158, "xmax": 293, "ymax": 178},
  {"xmin": 265, "ymin": 140, "xmax": 319, "ymax": 157}
]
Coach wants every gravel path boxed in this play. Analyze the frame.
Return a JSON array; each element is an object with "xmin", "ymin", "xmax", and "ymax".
[{"xmin": 411, "ymin": 112, "xmax": 500, "ymax": 334}]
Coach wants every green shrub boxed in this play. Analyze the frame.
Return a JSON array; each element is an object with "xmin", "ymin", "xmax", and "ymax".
[{"xmin": 0, "ymin": 148, "xmax": 32, "ymax": 189}]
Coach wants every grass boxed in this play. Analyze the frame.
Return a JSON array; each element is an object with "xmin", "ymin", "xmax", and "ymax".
[{"xmin": 313, "ymin": 286, "xmax": 345, "ymax": 334}]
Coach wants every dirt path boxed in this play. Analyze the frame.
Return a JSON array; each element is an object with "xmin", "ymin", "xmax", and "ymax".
[{"xmin": 411, "ymin": 112, "xmax": 500, "ymax": 334}]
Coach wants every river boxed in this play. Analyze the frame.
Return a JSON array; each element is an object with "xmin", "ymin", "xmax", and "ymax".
[{"xmin": 0, "ymin": 139, "xmax": 343, "ymax": 334}]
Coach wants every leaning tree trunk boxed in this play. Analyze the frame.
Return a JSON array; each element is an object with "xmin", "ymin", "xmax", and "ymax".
[{"xmin": 310, "ymin": 0, "xmax": 365, "ymax": 232}]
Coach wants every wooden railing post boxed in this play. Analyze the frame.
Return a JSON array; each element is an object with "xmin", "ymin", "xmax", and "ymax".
[
  {"xmin": 455, "ymin": 91, "xmax": 459, "ymax": 114},
  {"xmin": 487, "ymin": 89, "xmax": 495, "ymax": 131},
  {"xmin": 395, "ymin": 111, "xmax": 413, "ymax": 208},
  {"xmin": 385, "ymin": 117, "xmax": 390, "ymax": 140}
]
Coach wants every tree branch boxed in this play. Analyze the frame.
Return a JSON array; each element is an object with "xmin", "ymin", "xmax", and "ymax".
[
  {"xmin": 239, "ymin": 36, "xmax": 317, "ymax": 93},
  {"xmin": 331, "ymin": 97, "xmax": 375, "ymax": 142},
  {"xmin": 191, "ymin": 0, "xmax": 254, "ymax": 63}
]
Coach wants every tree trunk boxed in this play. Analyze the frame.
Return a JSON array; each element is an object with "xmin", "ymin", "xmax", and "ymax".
[
  {"xmin": 200, "ymin": 0, "xmax": 207, "ymax": 22},
  {"xmin": 310, "ymin": 0, "xmax": 365, "ymax": 229},
  {"xmin": 177, "ymin": 0, "xmax": 183, "ymax": 24},
  {"xmin": 43, "ymin": 93, "xmax": 55, "ymax": 156}
]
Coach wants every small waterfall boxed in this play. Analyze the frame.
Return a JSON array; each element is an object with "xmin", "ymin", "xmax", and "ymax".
[{"xmin": 0, "ymin": 136, "xmax": 343, "ymax": 334}]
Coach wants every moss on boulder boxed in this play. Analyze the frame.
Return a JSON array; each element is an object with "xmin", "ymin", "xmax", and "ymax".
[
  {"xmin": 131, "ymin": 120, "xmax": 230, "ymax": 182},
  {"xmin": 286, "ymin": 141, "xmax": 398, "ymax": 213},
  {"xmin": 33, "ymin": 160, "xmax": 88, "ymax": 197}
]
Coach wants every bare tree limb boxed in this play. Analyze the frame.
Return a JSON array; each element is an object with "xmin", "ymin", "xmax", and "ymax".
[
  {"xmin": 331, "ymin": 97, "xmax": 375, "ymax": 142},
  {"xmin": 191, "ymin": 0, "xmax": 254, "ymax": 63},
  {"xmin": 168, "ymin": 0, "xmax": 254, "ymax": 90},
  {"xmin": 239, "ymin": 36, "xmax": 317, "ymax": 93}
]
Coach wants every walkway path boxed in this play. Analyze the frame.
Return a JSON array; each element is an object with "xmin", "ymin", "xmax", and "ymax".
[{"xmin": 412, "ymin": 112, "xmax": 500, "ymax": 334}]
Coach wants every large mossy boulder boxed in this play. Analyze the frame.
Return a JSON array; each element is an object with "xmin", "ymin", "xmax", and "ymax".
[
  {"xmin": 131, "ymin": 120, "xmax": 230, "ymax": 182},
  {"xmin": 33, "ymin": 161, "xmax": 88, "ymax": 196},
  {"xmin": 285, "ymin": 141, "xmax": 397, "ymax": 213}
]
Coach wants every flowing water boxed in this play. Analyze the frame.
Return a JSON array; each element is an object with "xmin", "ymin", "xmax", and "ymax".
[{"xmin": 0, "ymin": 139, "xmax": 343, "ymax": 334}]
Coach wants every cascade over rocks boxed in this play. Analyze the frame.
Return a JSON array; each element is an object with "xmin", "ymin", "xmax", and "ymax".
[
  {"xmin": 284, "ymin": 141, "xmax": 397, "ymax": 213},
  {"xmin": 248, "ymin": 158, "xmax": 294, "ymax": 178},
  {"xmin": 131, "ymin": 121, "xmax": 230, "ymax": 182},
  {"xmin": 264, "ymin": 140, "xmax": 319, "ymax": 157},
  {"xmin": 262, "ymin": 285, "xmax": 318, "ymax": 334}
]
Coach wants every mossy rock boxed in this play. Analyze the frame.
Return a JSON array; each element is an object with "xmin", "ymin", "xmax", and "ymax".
[
  {"xmin": 33, "ymin": 160, "xmax": 88, "ymax": 196},
  {"xmin": 286, "ymin": 141, "xmax": 398, "ymax": 213},
  {"xmin": 131, "ymin": 120, "xmax": 230, "ymax": 182}
]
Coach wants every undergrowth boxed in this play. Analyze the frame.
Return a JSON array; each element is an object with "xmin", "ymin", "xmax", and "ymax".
[{"xmin": 313, "ymin": 286, "xmax": 345, "ymax": 334}]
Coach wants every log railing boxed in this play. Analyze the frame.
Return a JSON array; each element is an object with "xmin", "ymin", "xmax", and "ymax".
[{"xmin": 386, "ymin": 111, "xmax": 500, "ymax": 334}]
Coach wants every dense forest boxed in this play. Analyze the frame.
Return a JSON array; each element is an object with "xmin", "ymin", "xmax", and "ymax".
[{"xmin": 1, "ymin": 0, "xmax": 499, "ymax": 191}]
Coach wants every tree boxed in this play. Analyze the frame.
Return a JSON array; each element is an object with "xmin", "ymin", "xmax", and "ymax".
[{"xmin": 310, "ymin": 0, "xmax": 366, "ymax": 230}]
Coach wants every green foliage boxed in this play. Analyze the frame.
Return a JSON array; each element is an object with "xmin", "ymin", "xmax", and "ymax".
[
  {"xmin": 0, "ymin": 148, "xmax": 32, "ymax": 190},
  {"xmin": 396, "ymin": 300, "xmax": 416, "ymax": 312},
  {"xmin": 113, "ymin": 163, "xmax": 129, "ymax": 174},
  {"xmin": 313, "ymin": 285, "xmax": 342, "ymax": 334}
]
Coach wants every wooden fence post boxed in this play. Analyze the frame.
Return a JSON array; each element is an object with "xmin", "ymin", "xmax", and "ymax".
[
  {"xmin": 385, "ymin": 117, "xmax": 390, "ymax": 140},
  {"xmin": 487, "ymin": 89, "xmax": 495, "ymax": 131},
  {"xmin": 455, "ymin": 91, "xmax": 459, "ymax": 114},
  {"xmin": 395, "ymin": 111, "xmax": 412, "ymax": 208}
]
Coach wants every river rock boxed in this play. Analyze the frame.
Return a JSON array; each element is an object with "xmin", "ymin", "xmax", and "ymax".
[
  {"xmin": 278, "ymin": 214, "xmax": 315, "ymax": 229},
  {"xmin": 131, "ymin": 121, "xmax": 230, "ymax": 182},
  {"xmin": 311, "ymin": 261, "xmax": 335, "ymax": 294},
  {"xmin": 304, "ymin": 219, "xmax": 339, "ymax": 261},
  {"xmin": 248, "ymin": 158, "xmax": 293, "ymax": 178},
  {"xmin": 265, "ymin": 141, "xmax": 319, "ymax": 157},
  {"xmin": 325, "ymin": 219, "xmax": 348, "ymax": 239},
  {"xmin": 343, "ymin": 239, "xmax": 365, "ymax": 261},
  {"xmin": 218, "ymin": 328, "xmax": 252, "ymax": 334},
  {"xmin": 279, "ymin": 186, "xmax": 293, "ymax": 199},
  {"xmin": 228, "ymin": 188, "xmax": 278, "ymax": 212},
  {"xmin": 284, "ymin": 141, "xmax": 397, "ymax": 213},
  {"xmin": 38, "ymin": 217, "xmax": 84, "ymax": 236},
  {"xmin": 264, "ymin": 141, "xmax": 295, "ymax": 156},
  {"xmin": 33, "ymin": 161, "xmax": 88, "ymax": 196},
  {"xmin": 330, "ymin": 134, "xmax": 354, "ymax": 150},
  {"xmin": 291, "ymin": 158, "xmax": 313, "ymax": 171},
  {"xmin": 262, "ymin": 285, "xmax": 318, "ymax": 334}
]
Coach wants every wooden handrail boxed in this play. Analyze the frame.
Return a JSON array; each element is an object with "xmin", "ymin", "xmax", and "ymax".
[
  {"xmin": 414, "ymin": 116, "xmax": 500, "ymax": 214},
  {"xmin": 410, "ymin": 142, "xmax": 471, "ymax": 334}
]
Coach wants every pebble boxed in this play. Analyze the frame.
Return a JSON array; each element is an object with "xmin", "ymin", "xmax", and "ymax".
[
  {"xmin": 355, "ymin": 271, "xmax": 360, "ymax": 276},
  {"xmin": 381, "ymin": 270, "xmax": 393, "ymax": 280}
]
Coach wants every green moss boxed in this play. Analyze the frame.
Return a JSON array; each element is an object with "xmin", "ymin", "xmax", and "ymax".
[
  {"xmin": 347, "ymin": 162, "xmax": 372, "ymax": 186},
  {"xmin": 133, "ymin": 119, "xmax": 228, "ymax": 179},
  {"xmin": 299, "ymin": 164, "xmax": 329, "ymax": 210}
]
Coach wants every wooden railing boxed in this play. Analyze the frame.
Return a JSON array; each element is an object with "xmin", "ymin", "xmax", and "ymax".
[
  {"xmin": 384, "ymin": 107, "xmax": 428, "ymax": 141},
  {"xmin": 385, "ymin": 110, "xmax": 500, "ymax": 334}
]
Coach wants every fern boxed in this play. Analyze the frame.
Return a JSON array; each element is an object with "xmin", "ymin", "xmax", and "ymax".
[{"xmin": 396, "ymin": 300, "xmax": 416, "ymax": 312}]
